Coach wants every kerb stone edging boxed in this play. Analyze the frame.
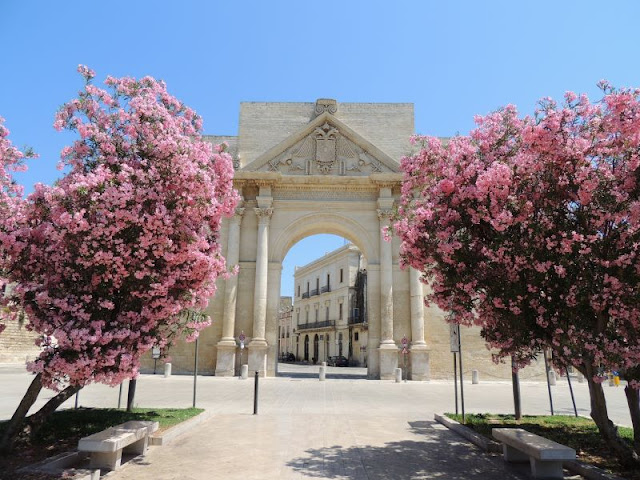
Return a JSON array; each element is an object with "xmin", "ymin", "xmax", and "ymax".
[
  {"xmin": 434, "ymin": 413, "xmax": 626, "ymax": 480},
  {"xmin": 434, "ymin": 413, "xmax": 502, "ymax": 453},
  {"xmin": 149, "ymin": 410, "xmax": 213, "ymax": 446}
]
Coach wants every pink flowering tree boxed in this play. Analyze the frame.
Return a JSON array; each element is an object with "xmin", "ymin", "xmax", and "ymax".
[
  {"xmin": 0, "ymin": 118, "xmax": 35, "ymax": 334},
  {"xmin": 394, "ymin": 85, "xmax": 640, "ymax": 463},
  {"xmin": 0, "ymin": 66, "xmax": 238, "ymax": 451}
]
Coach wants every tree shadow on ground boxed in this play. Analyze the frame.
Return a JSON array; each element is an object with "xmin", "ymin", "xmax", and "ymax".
[{"xmin": 286, "ymin": 420, "xmax": 530, "ymax": 479}]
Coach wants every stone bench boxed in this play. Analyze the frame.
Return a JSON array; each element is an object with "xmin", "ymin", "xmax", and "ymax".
[
  {"xmin": 492, "ymin": 428, "xmax": 575, "ymax": 479},
  {"xmin": 78, "ymin": 420, "xmax": 159, "ymax": 471}
]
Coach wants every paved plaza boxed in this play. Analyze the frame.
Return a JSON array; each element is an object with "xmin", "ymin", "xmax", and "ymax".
[{"xmin": 0, "ymin": 363, "xmax": 632, "ymax": 479}]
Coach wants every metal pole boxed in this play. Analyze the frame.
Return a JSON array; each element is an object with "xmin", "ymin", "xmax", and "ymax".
[
  {"xmin": 74, "ymin": 390, "xmax": 79, "ymax": 410},
  {"xmin": 453, "ymin": 353, "xmax": 458, "ymax": 415},
  {"xmin": 154, "ymin": 358, "xmax": 157, "ymax": 375},
  {"xmin": 118, "ymin": 383, "xmax": 123, "ymax": 409},
  {"xmin": 566, "ymin": 367, "xmax": 578, "ymax": 417},
  {"xmin": 253, "ymin": 371, "xmax": 259, "ymax": 415},
  {"xmin": 458, "ymin": 337, "xmax": 465, "ymax": 424},
  {"xmin": 543, "ymin": 350, "xmax": 554, "ymax": 415},
  {"xmin": 193, "ymin": 336, "xmax": 199, "ymax": 408}
]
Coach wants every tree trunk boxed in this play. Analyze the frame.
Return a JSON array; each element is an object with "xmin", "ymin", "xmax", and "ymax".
[
  {"xmin": 126, "ymin": 379, "xmax": 137, "ymax": 412},
  {"xmin": 24, "ymin": 384, "xmax": 81, "ymax": 440},
  {"xmin": 624, "ymin": 383, "xmax": 640, "ymax": 453},
  {"xmin": 584, "ymin": 364, "xmax": 639, "ymax": 466},
  {"xmin": 0, "ymin": 373, "xmax": 43, "ymax": 452},
  {"xmin": 511, "ymin": 357, "xmax": 522, "ymax": 420}
]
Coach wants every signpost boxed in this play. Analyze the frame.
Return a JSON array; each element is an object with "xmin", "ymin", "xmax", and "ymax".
[
  {"xmin": 450, "ymin": 323, "xmax": 465, "ymax": 423},
  {"xmin": 152, "ymin": 347, "xmax": 161, "ymax": 375},
  {"xmin": 401, "ymin": 335, "xmax": 409, "ymax": 382},
  {"xmin": 239, "ymin": 331, "xmax": 246, "ymax": 366}
]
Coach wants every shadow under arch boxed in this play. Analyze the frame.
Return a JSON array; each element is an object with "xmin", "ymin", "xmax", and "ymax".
[{"xmin": 270, "ymin": 212, "xmax": 378, "ymax": 264}]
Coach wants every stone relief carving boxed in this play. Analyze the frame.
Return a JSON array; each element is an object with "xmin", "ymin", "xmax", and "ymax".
[
  {"xmin": 314, "ymin": 123, "xmax": 338, "ymax": 174},
  {"xmin": 258, "ymin": 123, "xmax": 394, "ymax": 176},
  {"xmin": 314, "ymin": 98, "xmax": 337, "ymax": 116}
]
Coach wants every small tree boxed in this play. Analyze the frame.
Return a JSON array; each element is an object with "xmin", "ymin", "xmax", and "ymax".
[
  {"xmin": 0, "ymin": 66, "xmax": 238, "ymax": 450},
  {"xmin": 394, "ymin": 85, "xmax": 640, "ymax": 464}
]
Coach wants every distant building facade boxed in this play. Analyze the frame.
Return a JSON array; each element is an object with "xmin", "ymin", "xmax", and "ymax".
[
  {"xmin": 293, "ymin": 244, "xmax": 368, "ymax": 366},
  {"xmin": 277, "ymin": 297, "xmax": 294, "ymax": 358}
]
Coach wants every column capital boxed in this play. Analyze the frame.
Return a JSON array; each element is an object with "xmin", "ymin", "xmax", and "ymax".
[
  {"xmin": 231, "ymin": 207, "xmax": 246, "ymax": 223},
  {"xmin": 377, "ymin": 208, "xmax": 394, "ymax": 221},
  {"xmin": 254, "ymin": 207, "xmax": 273, "ymax": 224}
]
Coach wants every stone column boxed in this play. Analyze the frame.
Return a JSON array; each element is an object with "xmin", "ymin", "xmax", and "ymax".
[
  {"xmin": 248, "ymin": 207, "xmax": 272, "ymax": 375},
  {"xmin": 409, "ymin": 267, "xmax": 430, "ymax": 380},
  {"xmin": 377, "ymin": 208, "xmax": 398, "ymax": 379},
  {"xmin": 215, "ymin": 207, "xmax": 245, "ymax": 376}
]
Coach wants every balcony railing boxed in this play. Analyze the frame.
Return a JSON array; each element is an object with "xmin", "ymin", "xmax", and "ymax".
[
  {"xmin": 348, "ymin": 315, "xmax": 366, "ymax": 325},
  {"xmin": 320, "ymin": 285, "xmax": 331, "ymax": 294},
  {"xmin": 310, "ymin": 288, "xmax": 319, "ymax": 296},
  {"xmin": 302, "ymin": 292, "xmax": 310, "ymax": 299},
  {"xmin": 297, "ymin": 319, "xmax": 336, "ymax": 331}
]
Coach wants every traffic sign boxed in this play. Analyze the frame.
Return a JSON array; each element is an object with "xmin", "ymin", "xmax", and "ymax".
[
  {"xmin": 450, "ymin": 324, "xmax": 460, "ymax": 353},
  {"xmin": 238, "ymin": 331, "xmax": 246, "ymax": 342},
  {"xmin": 401, "ymin": 335, "xmax": 409, "ymax": 347}
]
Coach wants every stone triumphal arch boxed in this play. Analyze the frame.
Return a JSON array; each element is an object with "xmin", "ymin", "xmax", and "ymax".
[{"xmin": 206, "ymin": 99, "xmax": 430, "ymax": 380}]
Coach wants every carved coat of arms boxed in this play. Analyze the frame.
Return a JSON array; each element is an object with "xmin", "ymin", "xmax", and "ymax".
[{"xmin": 314, "ymin": 123, "xmax": 338, "ymax": 174}]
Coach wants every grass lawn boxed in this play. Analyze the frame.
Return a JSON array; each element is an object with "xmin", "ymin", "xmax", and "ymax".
[
  {"xmin": 0, "ymin": 407, "xmax": 204, "ymax": 480},
  {"xmin": 446, "ymin": 413, "xmax": 637, "ymax": 480}
]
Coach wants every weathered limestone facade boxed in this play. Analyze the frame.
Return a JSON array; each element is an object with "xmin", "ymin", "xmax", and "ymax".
[
  {"xmin": 141, "ymin": 98, "xmax": 545, "ymax": 382},
  {"xmin": 277, "ymin": 297, "xmax": 294, "ymax": 358},
  {"xmin": 0, "ymin": 320, "xmax": 40, "ymax": 363}
]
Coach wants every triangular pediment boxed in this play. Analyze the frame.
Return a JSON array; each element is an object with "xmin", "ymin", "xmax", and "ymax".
[{"xmin": 241, "ymin": 112, "xmax": 399, "ymax": 176}]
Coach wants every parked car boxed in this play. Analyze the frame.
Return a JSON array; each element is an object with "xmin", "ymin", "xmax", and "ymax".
[{"xmin": 328, "ymin": 356, "xmax": 349, "ymax": 367}]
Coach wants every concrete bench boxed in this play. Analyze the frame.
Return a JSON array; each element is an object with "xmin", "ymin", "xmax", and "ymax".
[
  {"xmin": 492, "ymin": 428, "xmax": 575, "ymax": 479},
  {"xmin": 78, "ymin": 420, "xmax": 159, "ymax": 471}
]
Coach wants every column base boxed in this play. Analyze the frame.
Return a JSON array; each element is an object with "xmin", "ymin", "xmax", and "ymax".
[
  {"xmin": 379, "ymin": 343, "xmax": 398, "ymax": 380},
  {"xmin": 215, "ymin": 340, "xmax": 238, "ymax": 377},
  {"xmin": 248, "ymin": 340, "xmax": 268, "ymax": 377},
  {"xmin": 410, "ymin": 345, "xmax": 430, "ymax": 381}
]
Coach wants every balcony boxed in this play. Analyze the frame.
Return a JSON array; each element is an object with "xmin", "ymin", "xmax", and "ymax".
[
  {"xmin": 348, "ymin": 315, "xmax": 367, "ymax": 325},
  {"xmin": 310, "ymin": 288, "xmax": 319, "ymax": 297},
  {"xmin": 320, "ymin": 285, "xmax": 331, "ymax": 294},
  {"xmin": 302, "ymin": 292, "xmax": 310, "ymax": 299},
  {"xmin": 297, "ymin": 320, "xmax": 335, "ymax": 331}
]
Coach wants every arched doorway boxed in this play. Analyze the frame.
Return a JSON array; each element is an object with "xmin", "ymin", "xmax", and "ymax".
[
  {"xmin": 303, "ymin": 335, "xmax": 309, "ymax": 361},
  {"xmin": 313, "ymin": 334, "xmax": 319, "ymax": 363}
]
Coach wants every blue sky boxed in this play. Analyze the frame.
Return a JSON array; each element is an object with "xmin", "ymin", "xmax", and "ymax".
[{"xmin": 2, "ymin": 0, "xmax": 639, "ymax": 297}]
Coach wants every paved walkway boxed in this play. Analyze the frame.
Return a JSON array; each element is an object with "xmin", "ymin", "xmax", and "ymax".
[{"xmin": 0, "ymin": 363, "xmax": 632, "ymax": 479}]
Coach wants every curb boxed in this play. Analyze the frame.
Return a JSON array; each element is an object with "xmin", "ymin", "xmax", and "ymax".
[
  {"xmin": 150, "ymin": 410, "xmax": 213, "ymax": 446},
  {"xmin": 434, "ymin": 413, "xmax": 626, "ymax": 480},
  {"xmin": 434, "ymin": 413, "xmax": 502, "ymax": 453}
]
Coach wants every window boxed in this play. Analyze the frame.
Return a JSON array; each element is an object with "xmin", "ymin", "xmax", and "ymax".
[
  {"xmin": 297, "ymin": 285, "xmax": 300, "ymax": 297},
  {"xmin": 339, "ymin": 304, "xmax": 343, "ymax": 320},
  {"xmin": 355, "ymin": 332, "xmax": 359, "ymax": 341},
  {"xmin": 325, "ymin": 307, "xmax": 329, "ymax": 321},
  {"xmin": 327, "ymin": 273, "xmax": 330, "ymax": 287},
  {"xmin": 316, "ymin": 278, "xmax": 319, "ymax": 291},
  {"xmin": 305, "ymin": 311, "xmax": 309, "ymax": 323},
  {"xmin": 307, "ymin": 282, "xmax": 310, "ymax": 294},
  {"xmin": 297, "ymin": 312, "xmax": 300, "ymax": 324},
  {"xmin": 315, "ymin": 308, "xmax": 319, "ymax": 321},
  {"xmin": 340, "ymin": 268, "xmax": 344, "ymax": 283}
]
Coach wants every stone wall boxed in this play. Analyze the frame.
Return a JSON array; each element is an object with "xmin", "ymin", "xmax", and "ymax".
[{"xmin": 0, "ymin": 319, "xmax": 40, "ymax": 364}]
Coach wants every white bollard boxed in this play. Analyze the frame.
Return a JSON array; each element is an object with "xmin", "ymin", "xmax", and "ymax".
[
  {"xmin": 577, "ymin": 373, "xmax": 584, "ymax": 383},
  {"xmin": 164, "ymin": 362, "xmax": 172, "ymax": 378},
  {"xmin": 241, "ymin": 364, "xmax": 248, "ymax": 380},
  {"xmin": 321, "ymin": 361, "xmax": 327, "ymax": 367},
  {"xmin": 395, "ymin": 368, "xmax": 402, "ymax": 383},
  {"xmin": 472, "ymin": 369, "xmax": 479, "ymax": 384},
  {"xmin": 548, "ymin": 370, "xmax": 556, "ymax": 386},
  {"xmin": 319, "ymin": 365, "xmax": 326, "ymax": 381}
]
